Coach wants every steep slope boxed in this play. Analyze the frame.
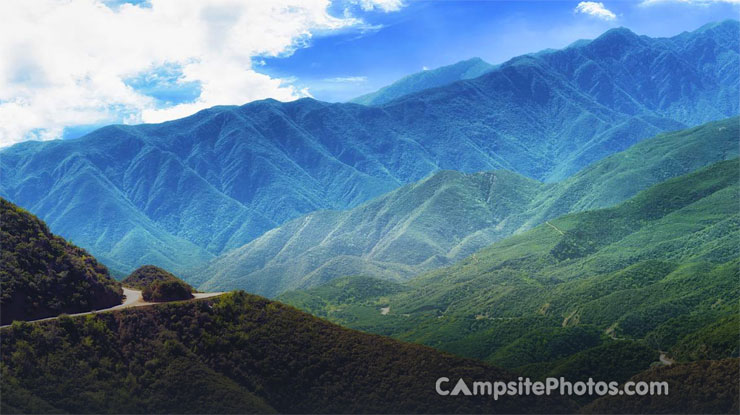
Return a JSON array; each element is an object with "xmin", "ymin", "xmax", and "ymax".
[
  {"xmin": 350, "ymin": 57, "xmax": 494, "ymax": 105},
  {"xmin": 199, "ymin": 117, "xmax": 738, "ymax": 295},
  {"xmin": 1, "ymin": 22, "xmax": 737, "ymax": 275},
  {"xmin": 0, "ymin": 198, "xmax": 123, "ymax": 325},
  {"xmin": 280, "ymin": 160, "xmax": 740, "ymax": 378},
  {"xmin": 0, "ymin": 292, "xmax": 574, "ymax": 414}
]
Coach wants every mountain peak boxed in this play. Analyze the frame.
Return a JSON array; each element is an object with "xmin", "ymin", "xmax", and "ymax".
[{"xmin": 585, "ymin": 26, "xmax": 642, "ymax": 58}]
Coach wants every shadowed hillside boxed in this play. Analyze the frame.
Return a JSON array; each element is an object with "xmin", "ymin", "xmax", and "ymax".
[
  {"xmin": 0, "ymin": 198, "xmax": 122, "ymax": 325},
  {"xmin": 0, "ymin": 292, "xmax": 575, "ymax": 414}
]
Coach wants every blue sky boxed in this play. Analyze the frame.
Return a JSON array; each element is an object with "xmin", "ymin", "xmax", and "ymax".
[
  {"xmin": 0, "ymin": 0, "xmax": 737, "ymax": 146},
  {"xmin": 265, "ymin": 0, "xmax": 740, "ymax": 102}
]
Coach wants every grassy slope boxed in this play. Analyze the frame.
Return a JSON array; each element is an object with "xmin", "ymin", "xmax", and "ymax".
[{"xmin": 203, "ymin": 117, "xmax": 739, "ymax": 296}]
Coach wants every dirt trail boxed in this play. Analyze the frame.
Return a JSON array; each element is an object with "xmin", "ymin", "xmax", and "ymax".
[
  {"xmin": 545, "ymin": 221, "xmax": 565, "ymax": 235},
  {"xmin": 659, "ymin": 353, "xmax": 675, "ymax": 366},
  {"xmin": 0, "ymin": 288, "xmax": 225, "ymax": 328}
]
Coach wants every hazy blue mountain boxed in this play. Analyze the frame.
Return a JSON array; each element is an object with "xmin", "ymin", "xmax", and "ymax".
[
  {"xmin": 350, "ymin": 57, "xmax": 494, "ymax": 105},
  {"xmin": 1, "ymin": 21, "xmax": 737, "ymax": 275},
  {"xmin": 197, "ymin": 117, "xmax": 739, "ymax": 295}
]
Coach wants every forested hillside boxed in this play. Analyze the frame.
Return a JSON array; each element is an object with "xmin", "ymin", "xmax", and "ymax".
[
  {"xmin": 280, "ymin": 159, "xmax": 740, "ymax": 384},
  {"xmin": 200, "ymin": 117, "xmax": 738, "ymax": 295},
  {"xmin": 0, "ymin": 292, "xmax": 574, "ymax": 414},
  {"xmin": 0, "ymin": 198, "xmax": 122, "ymax": 325},
  {"xmin": 122, "ymin": 265, "xmax": 194, "ymax": 302}
]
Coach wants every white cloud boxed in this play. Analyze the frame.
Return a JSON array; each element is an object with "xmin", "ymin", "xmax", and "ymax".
[
  {"xmin": 574, "ymin": 2, "xmax": 617, "ymax": 20},
  {"xmin": 0, "ymin": 0, "xmax": 401, "ymax": 147},
  {"xmin": 354, "ymin": 0, "xmax": 404, "ymax": 12}
]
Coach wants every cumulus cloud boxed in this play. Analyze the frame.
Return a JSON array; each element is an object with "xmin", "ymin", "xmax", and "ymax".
[
  {"xmin": 574, "ymin": 2, "xmax": 617, "ymax": 20},
  {"xmin": 0, "ymin": 0, "xmax": 401, "ymax": 147}
]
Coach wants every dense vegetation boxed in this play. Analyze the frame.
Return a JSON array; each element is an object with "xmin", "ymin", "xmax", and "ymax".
[
  {"xmin": 1, "ymin": 22, "xmax": 736, "ymax": 276},
  {"xmin": 203, "ymin": 117, "xmax": 739, "ymax": 295},
  {"xmin": 583, "ymin": 359, "xmax": 739, "ymax": 414},
  {"xmin": 280, "ymin": 160, "xmax": 740, "ymax": 390},
  {"xmin": 122, "ymin": 265, "xmax": 194, "ymax": 302},
  {"xmin": 0, "ymin": 198, "xmax": 122, "ymax": 325},
  {"xmin": 0, "ymin": 292, "xmax": 575, "ymax": 414}
]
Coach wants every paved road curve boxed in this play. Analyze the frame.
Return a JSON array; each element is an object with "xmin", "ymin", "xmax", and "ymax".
[{"xmin": 0, "ymin": 288, "xmax": 225, "ymax": 328}]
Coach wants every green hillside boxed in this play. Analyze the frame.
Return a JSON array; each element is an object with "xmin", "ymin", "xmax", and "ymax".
[
  {"xmin": 280, "ymin": 159, "xmax": 740, "ymax": 382},
  {"xmin": 122, "ymin": 265, "xmax": 194, "ymax": 302},
  {"xmin": 0, "ymin": 198, "xmax": 123, "ymax": 325},
  {"xmin": 582, "ymin": 358, "xmax": 739, "ymax": 414},
  {"xmin": 202, "ymin": 117, "xmax": 739, "ymax": 296},
  {"xmin": 0, "ymin": 292, "xmax": 574, "ymax": 414}
]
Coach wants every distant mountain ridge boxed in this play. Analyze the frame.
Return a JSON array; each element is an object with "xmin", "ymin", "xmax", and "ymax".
[
  {"xmin": 197, "ymin": 117, "xmax": 739, "ymax": 295},
  {"xmin": 1, "ymin": 21, "xmax": 738, "ymax": 275},
  {"xmin": 350, "ymin": 57, "xmax": 494, "ymax": 105}
]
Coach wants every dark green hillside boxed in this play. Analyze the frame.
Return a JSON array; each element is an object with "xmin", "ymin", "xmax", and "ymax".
[
  {"xmin": 582, "ymin": 359, "xmax": 739, "ymax": 414},
  {"xmin": 123, "ymin": 265, "xmax": 194, "ymax": 302},
  {"xmin": 0, "ymin": 198, "xmax": 122, "ymax": 325},
  {"xmin": 204, "ymin": 117, "xmax": 739, "ymax": 296},
  {"xmin": 281, "ymin": 160, "xmax": 740, "ymax": 386},
  {"xmin": 0, "ymin": 292, "xmax": 575, "ymax": 414}
]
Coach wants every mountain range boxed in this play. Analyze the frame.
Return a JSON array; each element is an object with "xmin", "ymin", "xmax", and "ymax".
[
  {"xmin": 1, "ymin": 20, "xmax": 738, "ymax": 276},
  {"xmin": 349, "ymin": 57, "xmax": 494, "ymax": 105},
  {"xmin": 0, "ymin": 207, "xmax": 575, "ymax": 413},
  {"xmin": 279, "ymin": 158, "xmax": 740, "ymax": 381},
  {"xmin": 198, "ymin": 117, "xmax": 739, "ymax": 295}
]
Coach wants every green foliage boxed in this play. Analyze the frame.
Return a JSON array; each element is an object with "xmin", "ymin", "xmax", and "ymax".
[
  {"xmin": 670, "ymin": 314, "xmax": 740, "ymax": 362},
  {"xmin": 123, "ymin": 265, "xmax": 194, "ymax": 302},
  {"xmin": 0, "ymin": 198, "xmax": 122, "ymax": 325},
  {"xmin": 0, "ymin": 292, "xmax": 574, "ymax": 414},
  {"xmin": 142, "ymin": 280, "xmax": 193, "ymax": 302},
  {"xmin": 281, "ymin": 160, "xmax": 740, "ymax": 396},
  {"xmin": 487, "ymin": 326, "xmax": 603, "ymax": 368},
  {"xmin": 584, "ymin": 359, "xmax": 739, "ymax": 414},
  {"xmin": 523, "ymin": 341, "xmax": 658, "ymax": 384}
]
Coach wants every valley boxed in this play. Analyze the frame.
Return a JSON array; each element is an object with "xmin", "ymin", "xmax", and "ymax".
[{"xmin": 1, "ymin": 15, "xmax": 738, "ymax": 414}]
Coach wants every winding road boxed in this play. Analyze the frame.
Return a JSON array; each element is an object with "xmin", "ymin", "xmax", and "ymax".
[{"xmin": 0, "ymin": 288, "xmax": 225, "ymax": 328}]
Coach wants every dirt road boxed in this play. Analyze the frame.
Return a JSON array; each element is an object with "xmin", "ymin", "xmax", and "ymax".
[{"xmin": 0, "ymin": 288, "xmax": 225, "ymax": 328}]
